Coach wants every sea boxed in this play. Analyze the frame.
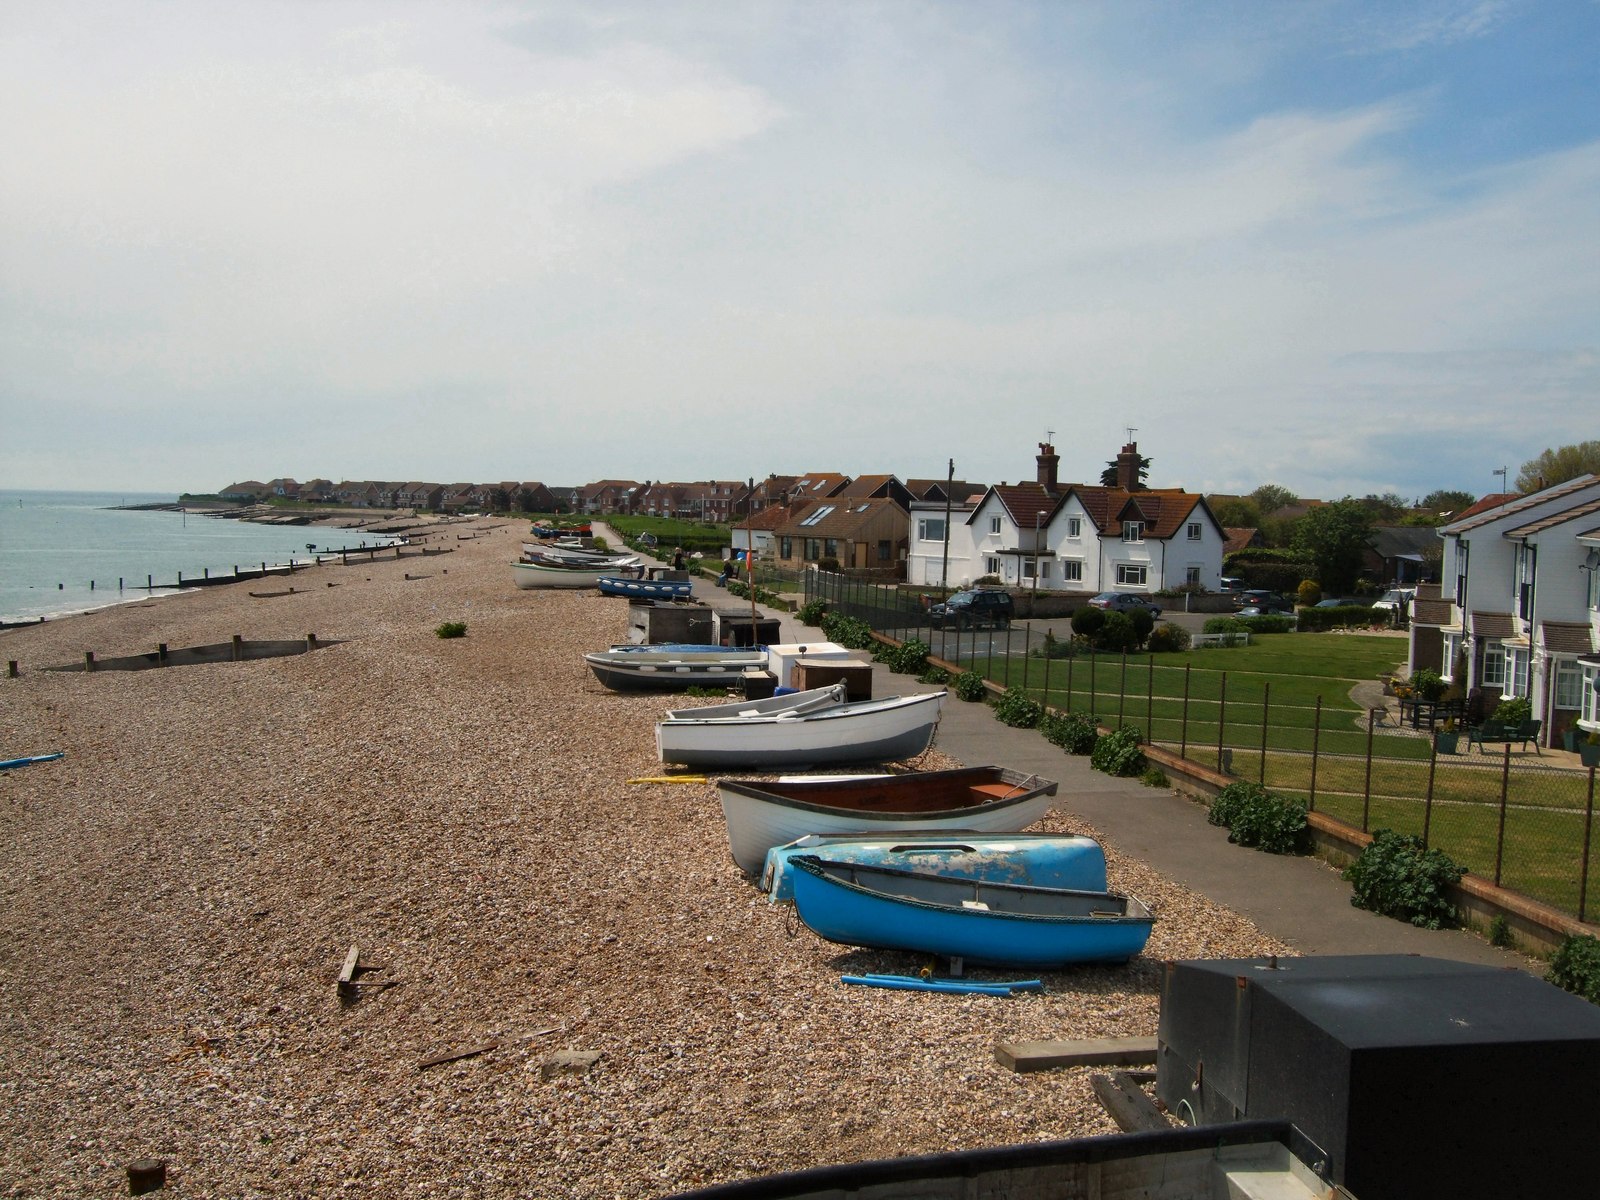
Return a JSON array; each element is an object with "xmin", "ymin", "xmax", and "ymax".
[{"xmin": 0, "ymin": 489, "xmax": 398, "ymax": 625}]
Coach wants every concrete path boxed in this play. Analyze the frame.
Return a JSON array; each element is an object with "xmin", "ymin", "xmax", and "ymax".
[{"xmin": 601, "ymin": 531, "xmax": 1537, "ymax": 972}]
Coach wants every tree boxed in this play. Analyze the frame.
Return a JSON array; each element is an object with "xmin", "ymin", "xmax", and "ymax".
[
  {"xmin": 1211, "ymin": 497, "xmax": 1261, "ymax": 528},
  {"xmin": 1250, "ymin": 483, "xmax": 1299, "ymax": 515},
  {"xmin": 490, "ymin": 486, "xmax": 512, "ymax": 513},
  {"xmin": 1354, "ymin": 492, "xmax": 1408, "ymax": 524},
  {"xmin": 1101, "ymin": 454, "xmax": 1151, "ymax": 490},
  {"xmin": 1291, "ymin": 500, "xmax": 1376, "ymax": 594},
  {"xmin": 1516, "ymin": 442, "xmax": 1600, "ymax": 492},
  {"xmin": 1417, "ymin": 489, "xmax": 1476, "ymax": 516}
]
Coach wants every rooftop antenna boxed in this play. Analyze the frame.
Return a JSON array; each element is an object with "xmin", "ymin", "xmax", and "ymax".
[
  {"xmin": 1492, "ymin": 466, "xmax": 1507, "ymax": 491},
  {"xmin": 1126, "ymin": 426, "xmax": 1138, "ymax": 443},
  {"xmin": 1046, "ymin": 429, "xmax": 1055, "ymax": 443}
]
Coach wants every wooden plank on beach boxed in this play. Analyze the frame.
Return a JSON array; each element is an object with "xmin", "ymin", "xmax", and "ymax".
[
  {"xmin": 1091, "ymin": 1070, "xmax": 1171, "ymax": 1132},
  {"xmin": 993, "ymin": 1035, "xmax": 1157, "ymax": 1073},
  {"xmin": 338, "ymin": 945, "xmax": 361, "ymax": 991}
]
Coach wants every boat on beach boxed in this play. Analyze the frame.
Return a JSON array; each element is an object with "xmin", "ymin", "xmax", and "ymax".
[
  {"xmin": 657, "ymin": 690, "xmax": 945, "ymax": 769},
  {"xmin": 583, "ymin": 646, "xmax": 769, "ymax": 691},
  {"xmin": 597, "ymin": 575, "xmax": 693, "ymax": 599},
  {"xmin": 511, "ymin": 559, "xmax": 613, "ymax": 589},
  {"xmin": 716, "ymin": 765, "xmax": 1058, "ymax": 874},
  {"xmin": 760, "ymin": 830, "xmax": 1108, "ymax": 902},
  {"xmin": 786, "ymin": 854, "xmax": 1155, "ymax": 968}
]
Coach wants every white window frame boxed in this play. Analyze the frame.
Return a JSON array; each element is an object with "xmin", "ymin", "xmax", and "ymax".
[
  {"xmin": 1503, "ymin": 647, "xmax": 1531, "ymax": 698},
  {"xmin": 984, "ymin": 555, "xmax": 1001, "ymax": 576},
  {"xmin": 1123, "ymin": 520, "xmax": 1144, "ymax": 543},
  {"xmin": 1554, "ymin": 661, "xmax": 1582, "ymax": 710},
  {"xmin": 1062, "ymin": 560, "xmax": 1083, "ymax": 583},
  {"xmin": 1022, "ymin": 557, "xmax": 1037, "ymax": 581},
  {"xmin": 1187, "ymin": 522, "xmax": 1202, "ymax": 542},
  {"xmin": 1441, "ymin": 633, "xmax": 1461, "ymax": 681},
  {"xmin": 1185, "ymin": 566, "xmax": 1201, "ymax": 588},
  {"xmin": 1481, "ymin": 645, "xmax": 1506, "ymax": 689},
  {"xmin": 1116, "ymin": 563, "xmax": 1148, "ymax": 587},
  {"xmin": 1066, "ymin": 517, "xmax": 1082, "ymax": 539},
  {"xmin": 989, "ymin": 516, "xmax": 1002, "ymax": 536},
  {"xmin": 1039, "ymin": 560, "xmax": 1052, "ymax": 581},
  {"xmin": 1582, "ymin": 664, "xmax": 1600, "ymax": 726},
  {"xmin": 916, "ymin": 517, "xmax": 946, "ymax": 543}
]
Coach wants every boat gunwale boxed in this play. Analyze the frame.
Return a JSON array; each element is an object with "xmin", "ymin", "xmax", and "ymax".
[
  {"xmin": 717, "ymin": 766, "xmax": 1057, "ymax": 821},
  {"xmin": 659, "ymin": 690, "xmax": 943, "ymax": 728}
]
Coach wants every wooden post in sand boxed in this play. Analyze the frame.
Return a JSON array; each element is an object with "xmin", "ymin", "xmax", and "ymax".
[
  {"xmin": 306, "ymin": 633, "xmax": 318, "ymax": 650},
  {"xmin": 158, "ymin": 643, "xmax": 168, "ymax": 666},
  {"xmin": 83, "ymin": 651, "xmax": 95, "ymax": 672},
  {"xmin": 231, "ymin": 635, "xmax": 243, "ymax": 662}
]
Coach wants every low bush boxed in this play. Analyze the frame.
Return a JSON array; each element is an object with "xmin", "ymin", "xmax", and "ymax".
[
  {"xmin": 992, "ymin": 689, "xmax": 1044, "ymax": 729},
  {"xmin": 1206, "ymin": 782, "xmax": 1309, "ymax": 855},
  {"xmin": 1095, "ymin": 610, "xmax": 1140, "ymax": 652},
  {"xmin": 952, "ymin": 671, "xmax": 988, "ymax": 702},
  {"xmin": 1297, "ymin": 605, "xmax": 1379, "ymax": 632},
  {"xmin": 1296, "ymin": 580, "xmax": 1322, "ymax": 606},
  {"xmin": 1029, "ymin": 630, "xmax": 1077, "ymax": 659},
  {"xmin": 1235, "ymin": 614, "xmax": 1296, "ymax": 634},
  {"xmin": 1040, "ymin": 711, "xmax": 1099, "ymax": 755},
  {"xmin": 1493, "ymin": 695, "xmax": 1532, "ymax": 726},
  {"xmin": 1546, "ymin": 934, "xmax": 1600, "ymax": 1005},
  {"xmin": 919, "ymin": 665, "xmax": 950, "ymax": 685},
  {"xmin": 883, "ymin": 639, "xmax": 930, "ymax": 676},
  {"xmin": 1342, "ymin": 830, "xmax": 1464, "ymax": 929},
  {"xmin": 1203, "ymin": 616, "xmax": 1252, "ymax": 634},
  {"xmin": 797, "ymin": 599, "xmax": 828, "ymax": 626},
  {"xmin": 1071, "ymin": 606, "xmax": 1107, "ymax": 640},
  {"xmin": 434, "ymin": 621, "xmax": 467, "ymax": 639},
  {"xmin": 1408, "ymin": 668, "xmax": 1446, "ymax": 702},
  {"xmin": 1146, "ymin": 624, "xmax": 1190, "ymax": 653},
  {"xmin": 1140, "ymin": 766, "xmax": 1169, "ymax": 788},
  {"xmin": 820, "ymin": 612, "xmax": 875, "ymax": 650},
  {"xmin": 1090, "ymin": 726, "xmax": 1146, "ymax": 776}
]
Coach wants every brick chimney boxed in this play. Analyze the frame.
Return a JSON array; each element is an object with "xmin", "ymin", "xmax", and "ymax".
[
  {"xmin": 1036, "ymin": 443, "xmax": 1059, "ymax": 491},
  {"xmin": 1115, "ymin": 442, "xmax": 1142, "ymax": 491}
]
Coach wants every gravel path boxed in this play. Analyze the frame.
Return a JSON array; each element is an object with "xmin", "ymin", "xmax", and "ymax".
[{"xmin": 0, "ymin": 520, "xmax": 1287, "ymax": 1198}]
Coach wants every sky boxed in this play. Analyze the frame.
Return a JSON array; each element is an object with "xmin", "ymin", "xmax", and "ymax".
[{"xmin": 2, "ymin": 1, "xmax": 1596, "ymax": 503}]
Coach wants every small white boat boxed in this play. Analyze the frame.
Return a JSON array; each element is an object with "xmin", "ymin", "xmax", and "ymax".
[
  {"xmin": 584, "ymin": 647, "xmax": 769, "ymax": 691},
  {"xmin": 717, "ymin": 766, "xmax": 1058, "ymax": 875},
  {"xmin": 510, "ymin": 559, "xmax": 616, "ymax": 589},
  {"xmin": 658, "ymin": 690, "xmax": 944, "ymax": 769}
]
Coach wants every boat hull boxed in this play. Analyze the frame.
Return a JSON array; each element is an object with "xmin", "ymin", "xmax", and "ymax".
[
  {"xmin": 717, "ymin": 766, "xmax": 1057, "ymax": 874},
  {"xmin": 585, "ymin": 649, "xmax": 768, "ymax": 692},
  {"xmin": 788, "ymin": 855, "xmax": 1154, "ymax": 967},
  {"xmin": 761, "ymin": 831, "xmax": 1108, "ymax": 902},
  {"xmin": 657, "ymin": 691, "xmax": 945, "ymax": 769},
  {"xmin": 510, "ymin": 560, "xmax": 610, "ymax": 589},
  {"xmin": 598, "ymin": 576, "xmax": 694, "ymax": 599}
]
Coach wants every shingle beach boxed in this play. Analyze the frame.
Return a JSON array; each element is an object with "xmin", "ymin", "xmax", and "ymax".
[{"xmin": 0, "ymin": 516, "xmax": 1287, "ymax": 1198}]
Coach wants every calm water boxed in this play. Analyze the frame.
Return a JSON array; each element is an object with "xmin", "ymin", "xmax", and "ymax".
[{"xmin": 0, "ymin": 489, "xmax": 396, "ymax": 623}]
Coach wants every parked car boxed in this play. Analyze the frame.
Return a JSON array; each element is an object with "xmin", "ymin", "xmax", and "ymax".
[
  {"xmin": 1218, "ymin": 576, "xmax": 1246, "ymax": 594},
  {"xmin": 1370, "ymin": 588, "xmax": 1416, "ymax": 621},
  {"xmin": 928, "ymin": 588, "xmax": 1015, "ymax": 629},
  {"xmin": 1313, "ymin": 597, "xmax": 1362, "ymax": 608},
  {"xmin": 1087, "ymin": 592, "xmax": 1163, "ymax": 618},
  {"xmin": 1238, "ymin": 603, "xmax": 1296, "ymax": 618},
  {"xmin": 1234, "ymin": 588, "xmax": 1292, "ymax": 611}
]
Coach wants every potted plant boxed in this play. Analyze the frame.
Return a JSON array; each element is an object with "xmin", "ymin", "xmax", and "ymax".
[
  {"xmin": 1581, "ymin": 730, "xmax": 1600, "ymax": 770},
  {"xmin": 1434, "ymin": 718, "xmax": 1460, "ymax": 756},
  {"xmin": 1410, "ymin": 668, "xmax": 1447, "ymax": 703}
]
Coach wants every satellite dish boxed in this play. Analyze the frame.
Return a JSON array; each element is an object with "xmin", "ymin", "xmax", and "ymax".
[{"xmin": 1585, "ymin": 548, "xmax": 1600, "ymax": 571}]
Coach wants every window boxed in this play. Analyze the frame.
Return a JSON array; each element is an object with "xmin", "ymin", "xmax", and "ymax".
[
  {"xmin": 780, "ymin": 536, "xmax": 793, "ymax": 559},
  {"xmin": 824, "ymin": 538, "xmax": 838, "ymax": 559},
  {"xmin": 1116, "ymin": 564, "xmax": 1148, "ymax": 587},
  {"xmin": 1066, "ymin": 517, "xmax": 1082, "ymax": 539},
  {"xmin": 803, "ymin": 538, "xmax": 822, "ymax": 560},
  {"xmin": 1186, "ymin": 566, "xmax": 1201, "ymax": 587},
  {"xmin": 1062, "ymin": 560, "xmax": 1083, "ymax": 583},
  {"xmin": 984, "ymin": 556, "xmax": 1001, "ymax": 576},
  {"xmin": 1508, "ymin": 648, "xmax": 1530, "ymax": 698},
  {"xmin": 1187, "ymin": 522, "xmax": 1202, "ymax": 542},
  {"xmin": 1441, "ymin": 633, "xmax": 1461, "ymax": 680},
  {"xmin": 1039, "ymin": 561, "xmax": 1052, "ymax": 581},
  {"xmin": 1123, "ymin": 520, "xmax": 1144, "ymax": 542},
  {"xmin": 989, "ymin": 516, "xmax": 1002, "ymax": 536},
  {"xmin": 916, "ymin": 517, "xmax": 945, "ymax": 542},
  {"xmin": 1455, "ymin": 539, "xmax": 1469, "ymax": 609},
  {"xmin": 877, "ymin": 539, "xmax": 892, "ymax": 563},
  {"xmin": 1481, "ymin": 645, "xmax": 1506, "ymax": 688},
  {"xmin": 1023, "ymin": 557, "xmax": 1037, "ymax": 581},
  {"xmin": 1583, "ymin": 664, "xmax": 1600, "ymax": 726},
  {"xmin": 1555, "ymin": 662, "xmax": 1582, "ymax": 710},
  {"xmin": 800, "ymin": 505, "xmax": 835, "ymax": 526}
]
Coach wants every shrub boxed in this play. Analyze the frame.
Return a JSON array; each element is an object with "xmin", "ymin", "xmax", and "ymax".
[
  {"xmin": 798, "ymin": 599, "xmax": 828, "ymax": 626},
  {"xmin": 1409, "ymin": 668, "xmax": 1446, "ymax": 702},
  {"xmin": 1342, "ymin": 830, "xmax": 1464, "ymax": 929},
  {"xmin": 1234, "ymin": 614, "xmax": 1296, "ymax": 634},
  {"xmin": 1071, "ymin": 606, "xmax": 1107, "ymax": 640},
  {"xmin": 919, "ymin": 665, "xmax": 950, "ymax": 685},
  {"xmin": 820, "ymin": 612, "xmax": 875, "ymax": 649},
  {"xmin": 1147, "ymin": 624, "xmax": 1191, "ymax": 653},
  {"xmin": 953, "ymin": 671, "xmax": 988, "ymax": 702},
  {"xmin": 883, "ymin": 639, "xmax": 930, "ymax": 676},
  {"xmin": 1493, "ymin": 695, "xmax": 1532, "ymax": 726},
  {"xmin": 1203, "ymin": 616, "xmax": 1252, "ymax": 634},
  {"xmin": 1040, "ymin": 711, "xmax": 1099, "ymax": 755},
  {"xmin": 1297, "ymin": 580, "xmax": 1322, "ymax": 606},
  {"xmin": 1140, "ymin": 767, "xmax": 1169, "ymax": 788},
  {"xmin": 1126, "ymin": 608, "xmax": 1155, "ymax": 646},
  {"xmin": 1029, "ymin": 630, "xmax": 1077, "ymax": 660},
  {"xmin": 1206, "ymin": 782, "xmax": 1309, "ymax": 855},
  {"xmin": 1096, "ymin": 611, "xmax": 1140, "ymax": 652},
  {"xmin": 1298, "ymin": 605, "xmax": 1379, "ymax": 632},
  {"xmin": 1547, "ymin": 935, "xmax": 1600, "ymax": 1005},
  {"xmin": 434, "ymin": 621, "xmax": 467, "ymax": 639},
  {"xmin": 992, "ymin": 689, "xmax": 1044, "ymax": 728},
  {"xmin": 1090, "ymin": 726, "xmax": 1146, "ymax": 776}
]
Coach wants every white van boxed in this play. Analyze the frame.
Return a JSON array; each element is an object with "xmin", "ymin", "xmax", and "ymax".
[{"xmin": 1218, "ymin": 577, "xmax": 1245, "ymax": 594}]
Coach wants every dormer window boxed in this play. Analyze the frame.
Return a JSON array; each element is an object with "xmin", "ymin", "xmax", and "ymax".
[
  {"xmin": 989, "ymin": 516, "xmax": 1002, "ymax": 535},
  {"xmin": 1067, "ymin": 517, "xmax": 1081, "ymax": 538},
  {"xmin": 1123, "ymin": 520, "xmax": 1144, "ymax": 542}
]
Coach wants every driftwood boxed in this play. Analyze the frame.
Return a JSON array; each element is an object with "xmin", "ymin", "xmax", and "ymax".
[{"xmin": 418, "ymin": 1028, "xmax": 559, "ymax": 1070}]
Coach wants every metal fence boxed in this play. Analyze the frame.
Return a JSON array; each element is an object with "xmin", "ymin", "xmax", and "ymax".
[{"xmin": 804, "ymin": 570, "xmax": 1600, "ymax": 923}]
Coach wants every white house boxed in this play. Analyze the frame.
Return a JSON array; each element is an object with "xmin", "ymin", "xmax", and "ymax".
[
  {"xmin": 914, "ymin": 443, "xmax": 1226, "ymax": 594},
  {"xmin": 1411, "ymin": 474, "xmax": 1600, "ymax": 747}
]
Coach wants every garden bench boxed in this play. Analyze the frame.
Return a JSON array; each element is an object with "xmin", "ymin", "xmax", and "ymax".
[{"xmin": 1466, "ymin": 719, "xmax": 1542, "ymax": 755}]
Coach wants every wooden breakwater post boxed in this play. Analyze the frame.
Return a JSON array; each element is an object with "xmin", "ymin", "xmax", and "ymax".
[
  {"xmin": 83, "ymin": 651, "xmax": 95, "ymax": 673},
  {"xmin": 158, "ymin": 643, "xmax": 168, "ymax": 666},
  {"xmin": 306, "ymin": 633, "xmax": 318, "ymax": 650},
  {"xmin": 7, "ymin": 661, "xmax": 17, "ymax": 678},
  {"xmin": 231, "ymin": 635, "xmax": 243, "ymax": 662}
]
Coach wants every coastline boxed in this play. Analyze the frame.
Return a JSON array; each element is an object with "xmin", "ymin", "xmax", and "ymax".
[{"xmin": 0, "ymin": 520, "xmax": 1287, "ymax": 1197}]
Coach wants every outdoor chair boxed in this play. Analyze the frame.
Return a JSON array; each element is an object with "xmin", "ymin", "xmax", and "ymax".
[{"xmin": 1466, "ymin": 719, "xmax": 1506, "ymax": 754}]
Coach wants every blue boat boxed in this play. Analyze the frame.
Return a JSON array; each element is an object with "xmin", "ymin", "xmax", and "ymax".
[
  {"xmin": 786, "ymin": 855, "xmax": 1154, "ymax": 968},
  {"xmin": 762, "ymin": 831, "xmax": 1107, "ymax": 902},
  {"xmin": 597, "ymin": 575, "xmax": 694, "ymax": 599}
]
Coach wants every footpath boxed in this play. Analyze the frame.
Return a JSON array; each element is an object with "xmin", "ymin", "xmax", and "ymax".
[{"xmin": 609, "ymin": 532, "xmax": 1537, "ymax": 972}]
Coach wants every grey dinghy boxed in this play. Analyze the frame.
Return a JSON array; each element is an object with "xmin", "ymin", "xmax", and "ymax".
[{"xmin": 657, "ymin": 689, "xmax": 944, "ymax": 769}]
